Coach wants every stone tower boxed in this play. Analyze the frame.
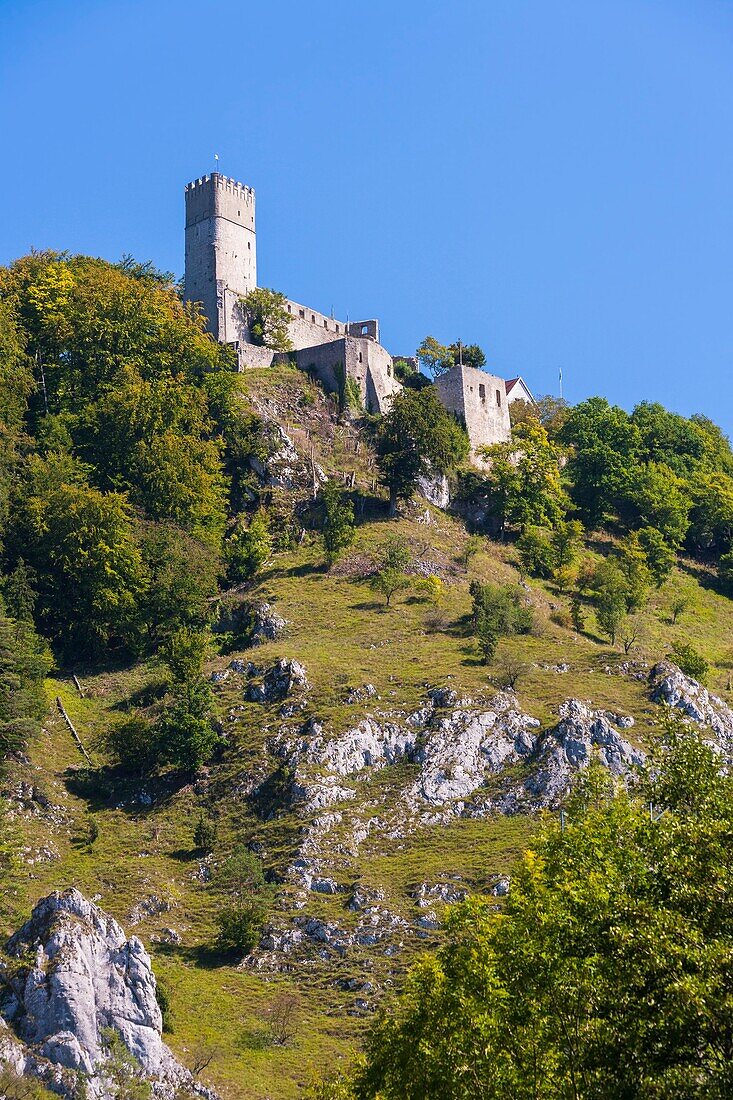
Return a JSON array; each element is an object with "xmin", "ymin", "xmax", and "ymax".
[{"xmin": 184, "ymin": 173, "xmax": 257, "ymax": 342}]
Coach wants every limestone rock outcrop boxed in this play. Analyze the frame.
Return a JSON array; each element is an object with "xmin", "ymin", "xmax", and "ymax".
[
  {"xmin": 0, "ymin": 889, "xmax": 217, "ymax": 1098},
  {"xmin": 649, "ymin": 660, "xmax": 733, "ymax": 757}
]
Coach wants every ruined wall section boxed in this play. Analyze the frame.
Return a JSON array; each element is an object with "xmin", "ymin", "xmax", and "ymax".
[
  {"xmin": 435, "ymin": 365, "xmax": 511, "ymax": 464},
  {"xmin": 294, "ymin": 337, "xmax": 399, "ymax": 414}
]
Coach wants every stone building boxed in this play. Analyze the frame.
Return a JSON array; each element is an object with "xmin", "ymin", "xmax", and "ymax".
[
  {"xmin": 184, "ymin": 172, "xmax": 399, "ymax": 413},
  {"xmin": 435, "ymin": 364, "xmax": 512, "ymax": 465},
  {"xmin": 183, "ymin": 170, "xmax": 527, "ymax": 458}
]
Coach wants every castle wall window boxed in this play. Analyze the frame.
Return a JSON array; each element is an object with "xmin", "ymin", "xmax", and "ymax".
[
  {"xmin": 324, "ymin": 319, "xmax": 328, "ymax": 328},
  {"xmin": 361, "ymin": 324, "xmax": 369, "ymax": 335},
  {"xmin": 479, "ymin": 384, "xmax": 486, "ymax": 403},
  {"xmin": 311, "ymin": 314, "xmax": 316, "ymax": 323},
  {"xmin": 358, "ymin": 352, "xmax": 363, "ymax": 363},
  {"xmin": 336, "ymin": 324, "xmax": 340, "ymax": 333},
  {"xmin": 496, "ymin": 390, "xmax": 502, "ymax": 406},
  {"xmin": 299, "ymin": 309, "xmax": 305, "ymax": 318}
]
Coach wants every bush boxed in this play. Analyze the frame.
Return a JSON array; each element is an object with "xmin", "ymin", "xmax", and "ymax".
[
  {"xmin": 193, "ymin": 813, "xmax": 217, "ymax": 853},
  {"xmin": 670, "ymin": 642, "xmax": 710, "ymax": 685},
  {"xmin": 213, "ymin": 845, "xmax": 272, "ymax": 955},
  {"xmin": 98, "ymin": 715, "xmax": 160, "ymax": 776},
  {"xmin": 471, "ymin": 582, "xmax": 533, "ymax": 665},
  {"xmin": 225, "ymin": 510, "xmax": 272, "ymax": 584},
  {"xmin": 216, "ymin": 898, "xmax": 268, "ymax": 954},
  {"xmin": 516, "ymin": 527, "xmax": 554, "ymax": 579}
]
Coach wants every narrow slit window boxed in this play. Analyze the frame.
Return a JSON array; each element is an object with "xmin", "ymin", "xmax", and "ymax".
[{"xmin": 496, "ymin": 389, "xmax": 502, "ymax": 406}]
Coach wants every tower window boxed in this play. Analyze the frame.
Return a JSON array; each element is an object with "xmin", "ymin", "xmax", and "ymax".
[
  {"xmin": 299, "ymin": 309, "xmax": 305, "ymax": 318},
  {"xmin": 479, "ymin": 384, "xmax": 486, "ymax": 403},
  {"xmin": 324, "ymin": 319, "xmax": 328, "ymax": 328},
  {"xmin": 311, "ymin": 314, "xmax": 316, "ymax": 323},
  {"xmin": 496, "ymin": 390, "xmax": 502, "ymax": 406},
  {"xmin": 336, "ymin": 324, "xmax": 340, "ymax": 333},
  {"xmin": 248, "ymin": 242, "xmax": 251, "ymax": 249},
  {"xmin": 358, "ymin": 352, "xmax": 363, "ymax": 363}
]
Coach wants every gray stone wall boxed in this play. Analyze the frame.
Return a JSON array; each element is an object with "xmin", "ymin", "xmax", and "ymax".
[
  {"xmin": 294, "ymin": 337, "xmax": 399, "ymax": 414},
  {"xmin": 184, "ymin": 174, "xmax": 256, "ymax": 341},
  {"xmin": 435, "ymin": 365, "xmax": 511, "ymax": 463}
]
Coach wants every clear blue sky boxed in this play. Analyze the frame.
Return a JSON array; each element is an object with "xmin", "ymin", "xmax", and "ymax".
[{"xmin": 1, "ymin": 0, "xmax": 732, "ymax": 433}]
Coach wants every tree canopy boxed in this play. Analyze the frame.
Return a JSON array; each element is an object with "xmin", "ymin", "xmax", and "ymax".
[
  {"xmin": 375, "ymin": 387, "xmax": 469, "ymax": 513},
  {"xmin": 324, "ymin": 713, "xmax": 733, "ymax": 1100}
]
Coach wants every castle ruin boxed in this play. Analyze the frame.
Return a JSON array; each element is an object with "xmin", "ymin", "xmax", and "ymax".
[{"xmin": 184, "ymin": 171, "xmax": 527, "ymax": 454}]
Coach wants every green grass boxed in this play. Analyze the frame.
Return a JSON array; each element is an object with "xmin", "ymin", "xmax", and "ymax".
[{"xmin": 9, "ymin": 478, "xmax": 733, "ymax": 1097}]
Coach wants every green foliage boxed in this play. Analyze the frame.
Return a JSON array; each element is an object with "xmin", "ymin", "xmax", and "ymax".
[
  {"xmin": 670, "ymin": 642, "xmax": 710, "ymax": 685},
  {"xmin": 10, "ymin": 460, "xmax": 144, "ymax": 655},
  {"xmin": 97, "ymin": 715, "xmax": 160, "ymax": 777},
  {"xmin": 593, "ymin": 560, "xmax": 628, "ymax": 644},
  {"xmin": 0, "ymin": 607, "xmax": 50, "ymax": 762},
  {"xmin": 392, "ymin": 357, "xmax": 416, "ymax": 382},
  {"xmin": 416, "ymin": 337, "xmax": 486, "ymax": 375},
  {"xmin": 337, "ymin": 715, "xmax": 733, "ymax": 1100},
  {"xmin": 214, "ymin": 846, "xmax": 272, "ymax": 955},
  {"xmin": 155, "ymin": 678, "xmax": 218, "ymax": 772},
  {"xmin": 369, "ymin": 536, "xmax": 412, "ymax": 606},
  {"xmin": 621, "ymin": 460, "xmax": 690, "ymax": 548},
  {"xmin": 461, "ymin": 534, "xmax": 483, "ymax": 571},
  {"xmin": 98, "ymin": 1028, "xmax": 152, "ymax": 1099},
  {"xmin": 194, "ymin": 814, "xmax": 217, "ymax": 853},
  {"xmin": 637, "ymin": 525, "xmax": 676, "ymax": 586},
  {"xmin": 238, "ymin": 287, "xmax": 293, "ymax": 351},
  {"xmin": 615, "ymin": 532, "xmax": 653, "ymax": 612},
  {"xmin": 202, "ymin": 372, "xmax": 268, "ymax": 512},
  {"xmin": 550, "ymin": 518, "xmax": 584, "ymax": 575},
  {"xmin": 480, "ymin": 421, "xmax": 568, "ymax": 534},
  {"xmin": 0, "ymin": 1068, "xmax": 57, "ymax": 1099},
  {"xmin": 226, "ymin": 510, "xmax": 272, "ymax": 584},
  {"xmin": 471, "ymin": 582, "xmax": 532, "ymax": 664},
  {"xmin": 416, "ymin": 336, "xmax": 450, "ymax": 376},
  {"xmin": 136, "ymin": 522, "xmax": 219, "ymax": 648},
  {"xmin": 342, "ymin": 375, "xmax": 362, "ymax": 412},
  {"xmin": 687, "ymin": 471, "xmax": 733, "ymax": 555},
  {"xmin": 559, "ymin": 397, "xmax": 642, "ymax": 527},
  {"xmin": 159, "ymin": 626, "xmax": 210, "ymax": 683},
  {"xmin": 82, "ymin": 375, "xmax": 228, "ymax": 545},
  {"xmin": 319, "ymin": 480, "xmax": 355, "ymax": 565},
  {"xmin": 375, "ymin": 387, "xmax": 469, "ymax": 513},
  {"xmin": 516, "ymin": 526, "xmax": 554, "ymax": 579}
]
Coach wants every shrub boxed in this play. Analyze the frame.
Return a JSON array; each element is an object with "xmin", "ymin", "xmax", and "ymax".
[
  {"xmin": 471, "ymin": 582, "xmax": 533, "ymax": 665},
  {"xmin": 225, "ymin": 510, "xmax": 272, "ymax": 584},
  {"xmin": 213, "ymin": 845, "xmax": 272, "ymax": 955},
  {"xmin": 516, "ymin": 527, "xmax": 554, "ymax": 579},
  {"xmin": 193, "ymin": 814, "xmax": 217, "ymax": 853},
  {"xmin": 670, "ymin": 642, "xmax": 710, "ymax": 685}
]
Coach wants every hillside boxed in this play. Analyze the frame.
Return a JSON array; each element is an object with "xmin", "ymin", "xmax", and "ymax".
[{"xmin": 3, "ymin": 256, "xmax": 733, "ymax": 1098}]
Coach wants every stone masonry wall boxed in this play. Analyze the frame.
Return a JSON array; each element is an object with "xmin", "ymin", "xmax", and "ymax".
[{"xmin": 435, "ymin": 365, "xmax": 511, "ymax": 463}]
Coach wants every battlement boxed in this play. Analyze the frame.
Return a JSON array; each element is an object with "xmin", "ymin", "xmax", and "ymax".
[{"xmin": 185, "ymin": 173, "xmax": 254, "ymax": 199}]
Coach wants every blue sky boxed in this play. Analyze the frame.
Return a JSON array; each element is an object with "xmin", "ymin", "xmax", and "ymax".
[{"xmin": 1, "ymin": 0, "xmax": 732, "ymax": 433}]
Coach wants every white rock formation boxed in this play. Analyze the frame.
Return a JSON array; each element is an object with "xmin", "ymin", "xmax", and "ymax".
[
  {"xmin": 649, "ymin": 660, "xmax": 733, "ymax": 757},
  {"xmin": 0, "ymin": 889, "xmax": 217, "ymax": 1098}
]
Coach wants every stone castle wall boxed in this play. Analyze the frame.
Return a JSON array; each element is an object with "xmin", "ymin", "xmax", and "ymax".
[
  {"xmin": 185, "ymin": 175, "xmax": 256, "ymax": 341},
  {"xmin": 435, "ymin": 364, "xmax": 511, "ymax": 463}
]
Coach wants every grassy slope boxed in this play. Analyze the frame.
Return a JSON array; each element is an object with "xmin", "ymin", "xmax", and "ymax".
[{"xmin": 8, "ymin": 367, "xmax": 733, "ymax": 1099}]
